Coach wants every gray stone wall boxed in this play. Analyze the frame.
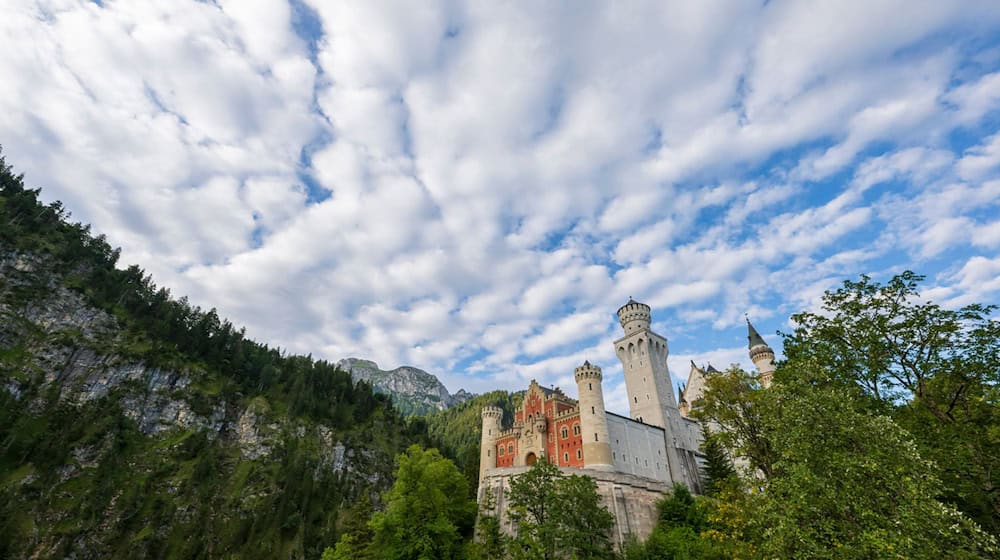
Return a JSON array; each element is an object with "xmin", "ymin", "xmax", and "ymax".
[{"xmin": 479, "ymin": 465, "xmax": 669, "ymax": 549}]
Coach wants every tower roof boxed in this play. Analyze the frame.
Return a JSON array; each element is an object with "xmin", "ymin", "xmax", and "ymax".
[{"xmin": 746, "ymin": 317, "xmax": 768, "ymax": 349}]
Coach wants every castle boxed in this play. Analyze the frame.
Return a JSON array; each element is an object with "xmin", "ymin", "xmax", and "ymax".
[{"xmin": 478, "ymin": 299, "xmax": 775, "ymax": 545}]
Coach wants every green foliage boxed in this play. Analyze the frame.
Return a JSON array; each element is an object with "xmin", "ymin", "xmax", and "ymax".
[
  {"xmin": 692, "ymin": 366, "xmax": 775, "ymax": 478},
  {"xmin": 699, "ymin": 425, "xmax": 735, "ymax": 496},
  {"xmin": 694, "ymin": 364, "xmax": 998, "ymax": 558},
  {"xmin": 782, "ymin": 271, "xmax": 1000, "ymax": 533},
  {"xmin": 367, "ymin": 445, "xmax": 477, "ymax": 560},
  {"xmin": 471, "ymin": 490, "xmax": 506, "ymax": 560},
  {"xmin": 505, "ymin": 458, "xmax": 615, "ymax": 560},
  {"xmin": 622, "ymin": 484, "xmax": 728, "ymax": 560},
  {"xmin": 753, "ymin": 372, "xmax": 996, "ymax": 558}
]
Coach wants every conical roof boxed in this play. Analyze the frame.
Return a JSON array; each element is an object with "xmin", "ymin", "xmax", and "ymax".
[{"xmin": 746, "ymin": 317, "xmax": 768, "ymax": 349}]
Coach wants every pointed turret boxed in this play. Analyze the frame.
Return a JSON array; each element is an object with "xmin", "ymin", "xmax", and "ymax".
[{"xmin": 746, "ymin": 317, "xmax": 776, "ymax": 388}]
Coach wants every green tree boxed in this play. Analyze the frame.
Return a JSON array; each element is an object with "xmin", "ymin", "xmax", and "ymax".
[
  {"xmin": 470, "ymin": 489, "xmax": 506, "ymax": 560},
  {"xmin": 506, "ymin": 458, "xmax": 614, "ymax": 560},
  {"xmin": 692, "ymin": 366, "xmax": 776, "ymax": 479},
  {"xmin": 782, "ymin": 271, "xmax": 1000, "ymax": 532},
  {"xmin": 699, "ymin": 425, "xmax": 735, "ymax": 495},
  {"xmin": 622, "ymin": 484, "xmax": 727, "ymax": 560},
  {"xmin": 323, "ymin": 493, "xmax": 376, "ymax": 560},
  {"xmin": 368, "ymin": 445, "xmax": 477, "ymax": 560},
  {"xmin": 749, "ymin": 371, "xmax": 996, "ymax": 559}
]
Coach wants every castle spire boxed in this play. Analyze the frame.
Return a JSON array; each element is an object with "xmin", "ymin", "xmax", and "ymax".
[
  {"xmin": 746, "ymin": 316, "xmax": 767, "ymax": 349},
  {"xmin": 746, "ymin": 316, "xmax": 776, "ymax": 388}
]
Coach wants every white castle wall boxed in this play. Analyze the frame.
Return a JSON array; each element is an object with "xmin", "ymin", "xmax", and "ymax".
[{"xmin": 605, "ymin": 413, "xmax": 671, "ymax": 483}]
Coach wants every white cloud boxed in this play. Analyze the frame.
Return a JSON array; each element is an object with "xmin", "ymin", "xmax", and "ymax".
[{"xmin": 2, "ymin": 0, "xmax": 999, "ymax": 400}]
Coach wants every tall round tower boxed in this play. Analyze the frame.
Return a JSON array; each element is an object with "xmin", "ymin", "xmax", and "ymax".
[
  {"xmin": 574, "ymin": 361, "xmax": 613, "ymax": 471},
  {"xmin": 618, "ymin": 299, "xmax": 652, "ymax": 334},
  {"xmin": 480, "ymin": 406, "xmax": 503, "ymax": 481},
  {"xmin": 747, "ymin": 318, "xmax": 776, "ymax": 388}
]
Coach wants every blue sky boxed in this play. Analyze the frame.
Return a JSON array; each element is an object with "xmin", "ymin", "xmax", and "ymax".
[{"xmin": 3, "ymin": 1, "xmax": 1000, "ymax": 414}]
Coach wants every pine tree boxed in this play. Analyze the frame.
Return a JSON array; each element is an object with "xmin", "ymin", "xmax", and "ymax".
[{"xmin": 700, "ymin": 424, "xmax": 735, "ymax": 494}]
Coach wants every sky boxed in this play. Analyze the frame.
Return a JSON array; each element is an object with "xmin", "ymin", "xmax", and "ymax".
[{"xmin": 3, "ymin": 1, "xmax": 1000, "ymax": 415}]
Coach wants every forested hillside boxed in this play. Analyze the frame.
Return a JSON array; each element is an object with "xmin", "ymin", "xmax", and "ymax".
[{"xmin": 0, "ymin": 153, "xmax": 435, "ymax": 558}]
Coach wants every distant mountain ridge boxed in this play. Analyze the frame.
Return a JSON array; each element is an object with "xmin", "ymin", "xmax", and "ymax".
[{"xmin": 335, "ymin": 358, "xmax": 474, "ymax": 416}]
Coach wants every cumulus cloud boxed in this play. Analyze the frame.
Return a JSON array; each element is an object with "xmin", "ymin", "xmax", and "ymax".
[{"xmin": 2, "ymin": 0, "xmax": 1000, "ymax": 400}]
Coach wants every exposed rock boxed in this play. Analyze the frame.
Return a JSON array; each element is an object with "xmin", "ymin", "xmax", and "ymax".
[
  {"xmin": 236, "ymin": 406, "xmax": 275, "ymax": 460},
  {"xmin": 336, "ymin": 357, "xmax": 475, "ymax": 415}
]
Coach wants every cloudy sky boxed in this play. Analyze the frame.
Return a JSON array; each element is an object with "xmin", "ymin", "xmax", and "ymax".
[{"xmin": 3, "ymin": 1, "xmax": 1000, "ymax": 414}]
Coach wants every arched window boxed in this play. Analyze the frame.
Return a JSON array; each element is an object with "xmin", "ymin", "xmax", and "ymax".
[
  {"xmin": 634, "ymin": 396, "xmax": 638, "ymax": 403},
  {"xmin": 573, "ymin": 424, "xmax": 580, "ymax": 435},
  {"xmin": 508, "ymin": 444, "xmax": 514, "ymax": 454},
  {"xmin": 591, "ymin": 406, "xmax": 595, "ymax": 414},
  {"xmin": 561, "ymin": 427, "xmax": 568, "ymax": 439},
  {"xmin": 499, "ymin": 447, "xmax": 504, "ymax": 456},
  {"xmin": 576, "ymin": 449, "xmax": 582, "ymax": 460}
]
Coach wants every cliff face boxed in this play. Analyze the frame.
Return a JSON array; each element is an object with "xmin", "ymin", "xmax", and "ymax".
[
  {"xmin": 336, "ymin": 357, "xmax": 474, "ymax": 416},
  {"xmin": 0, "ymin": 251, "xmax": 404, "ymax": 560}
]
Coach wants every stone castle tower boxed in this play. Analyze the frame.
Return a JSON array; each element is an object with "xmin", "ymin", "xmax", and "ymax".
[
  {"xmin": 479, "ymin": 406, "xmax": 503, "ymax": 481},
  {"xmin": 574, "ymin": 361, "xmax": 613, "ymax": 470},
  {"xmin": 747, "ymin": 318, "xmax": 776, "ymax": 388},
  {"xmin": 613, "ymin": 299, "xmax": 699, "ymax": 485}
]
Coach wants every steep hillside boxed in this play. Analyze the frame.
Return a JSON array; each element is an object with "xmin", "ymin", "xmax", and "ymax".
[
  {"xmin": 336, "ymin": 357, "xmax": 474, "ymax": 416},
  {"xmin": 0, "ymin": 154, "xmax": 435, "ymax": 559}
]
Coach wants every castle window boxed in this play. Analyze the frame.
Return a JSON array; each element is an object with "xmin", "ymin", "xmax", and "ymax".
[
  {"xmin": 635, "ymin": 457, "xmax": 639, "ymax": 464},
  {"xmin": 591, "ymin": 406, "xmax": 595, "ymax": 414},
  {"xmin": 576, "ymin": 449, "xmax": 582, "ymax": 460},
  {"xmin": 561, "ymin": 427, "xmax": 568, "ymax": 439},
  {"xmin": 588, "ymin": 383, "xmax": 592, "ymax": 390},
  {"xmin": 564, "ymin": 452, "xmax": 569, "ymax": 463},
  {"xmin": 634, "ymin": 396, "xmax": 638, "ymax": 403},
  {"xmin": 613, "ymin": 452, "xmax": 616, "ymax": 460},
  {"xmin": 573, "ymin": 424, "xmax": 580, "ymax": 435},
  {"xmin": 499, "ymin": 447, "xmax": 504, "ymax": 456},
  {"xmin": 594, "ymin": 433, "xmax": 599, "ymax": 442},
  {"xmin": 508, "ymin": 444, "xmax": 514, "ymax": 453},
  {"xmin": 487, "ymin": 450, "xmax": 491, "ymax": 457},
  {"xmin": 646, "ymin": 394, "xmax": 650, "ymax": 400}
]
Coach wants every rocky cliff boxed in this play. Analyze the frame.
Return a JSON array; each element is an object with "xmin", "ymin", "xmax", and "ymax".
[
  {"xmin": 336, "ymin": 357, "xmax": 474, "ymax": 416},
  {"xmin": 0, "ymin": 249, "xmax": 416, "ymax": 559}
]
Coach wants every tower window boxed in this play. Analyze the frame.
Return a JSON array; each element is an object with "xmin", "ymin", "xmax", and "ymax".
[
  {"xmin": 573, "ymin": 424, "xmax": 580, "ymax": 435},
  {"xmin": 561, "ymin": 428, "xmax": 568, "ymax": 439},
  {"xmin": 646, "ymin": 394, "xmax": 650, "ymax": 400},
  {"xmin": 591, "ymin": 406, "xmax": 595, "ymax": 414},
  {"xmin": 508, "ymin": 444, "xmax": 514, "ymax": 453},
  {"xmin": 634, "ymin": 396, "xmax": 638, "ymax": 403},
  {"xmin": 488, "ymin": 450, "xmax": 491, "ymax": 457},
  {"xmin": 595, "ymin": 433, "xmax": 599, "ymax": 442},
  {"xmin": 576, "ymin": 449, "xmax": 582, "ymax": 460},
  {"xmin": 499, "ymin": 447, "xmax": 504, "ymax": 456},
  {"xmin": 564, "ymin": 452, "xmax": 569, "ymax": 463},
  {"xmin": 588, "ymin": 383, "xmax": 592, "ymax": 390}
]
